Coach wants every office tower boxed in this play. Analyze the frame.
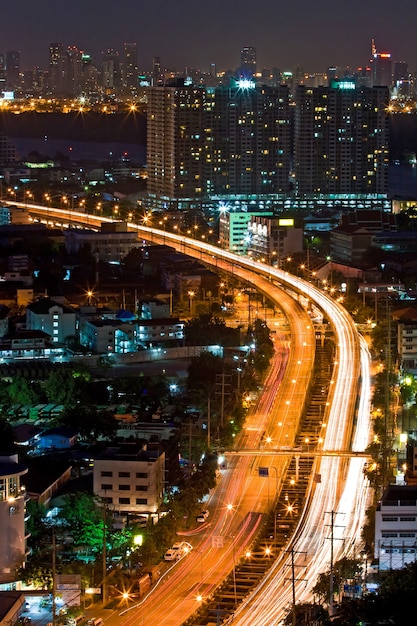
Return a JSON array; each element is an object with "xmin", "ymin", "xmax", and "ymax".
[
  {"xmin": 102, "ymin": 49, "xmax": 120, "ymax": 92},
  {"xmin": 5, "ymin": 50, "xmax": 20, "ymax": 91},
  {"xmin": 294, "ymin": 81, "xmax": 389, "ymax": 195},
  {"xmin": 152, "ymin": 56, "xmax": 163, "ymax": 86},
  {"xmin": 371, "ymin": 39, "xmax": 392, "ymax": 87},
  {"xmin": 394, "ymin": 61, "xmax": 408, "ymax": 84},
  {"xmin": 240, "ymin": 46, "xmax": 256, "ymax": 79},
  {"xmin": 49, "ymin": 42, "xmax": 67, "ymax": 95},
  {"xmin": 0, "ymin": 54, "xmax": 5, "ymax": 91},
  {"xmin": 81, "ymin": 53, "xmax": 99, "ymax": 94},
  {"xmin": 122, "ymin": 42, "xmax": 138, "ymax": 92},
  {"xmin": 146, "ymin": 81, "xmax": 291, "ymax": 210}
]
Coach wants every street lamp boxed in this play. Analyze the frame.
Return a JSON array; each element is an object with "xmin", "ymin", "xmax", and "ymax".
[{"xmin": 188, "ymin": 290, "xmax": 195, "ymax": 316}]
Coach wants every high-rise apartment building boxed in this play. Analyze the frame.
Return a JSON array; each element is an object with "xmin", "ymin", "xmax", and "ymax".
[
  {"xmin": 294, "ymin": 80, "xmax": 389, "ymax": 195},
  {"xmin": 209, "ymin": 82, "xmax": 291, "ymax": 196},
  {"xmin": 147, "ymin": 82, "xmax": 210, "ymax": 209},
  {"xmin": 146, "ymin": 80, "xmax": 292, "ymax": 210}
]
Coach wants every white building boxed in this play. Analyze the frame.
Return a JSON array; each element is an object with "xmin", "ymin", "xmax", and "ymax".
[
  {"xmin": 79, "ymin": 318, "xmax": 135, "ymax": 354},
  {"xmin": 218, "ymin": 209, "xmax": 273, "ymax": 254},
  {"xmin": 26, "ymin": 297, "xmax": 76, "ymax": 345},
  {"xmin": 93, "ymin": 443, "xmax": 165, "ymax": 516},
  {"xmin": 393, "ymin": 307, "xmax": 417, "ymax": 374},
  {"xmin": 375, "ymin": 484, "xmax": 417, "ymax": 570},
  {"xmin": 0, "ymin": 455, "xmax": 28, "ymax": 585}
]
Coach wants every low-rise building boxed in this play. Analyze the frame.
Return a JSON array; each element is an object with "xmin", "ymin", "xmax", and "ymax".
[
  {"xmin": 0, "ymin": 329, "xmax": 65, "ymax": 361},
  {"xmin": 393, "ymin": 306, "xmax": 417, "ymax": 374},
  {"xmin": 26, "ymin": 297, "xmax": 77, "ymax": 345},
  {"xmin": 375, "ymin": 484, "xmax": 417, "ymax": 570},
  {"xmin": 65, "ymin": 222, "xmax": 140, "ymax": 263},
  {"xmin": 93, "ymin": 443, "xmax": 165, "ymax": 516},
  {"xmin": 245, "ymin": 215, "xmax": 303, "ymax": 264}
]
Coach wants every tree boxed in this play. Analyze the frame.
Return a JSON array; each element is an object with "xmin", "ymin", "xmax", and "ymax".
[
  {"xmin": 58, "ymin": 405, "xmax": 117, "ymax": 439},
  {"xmin": 7, "ymin": 375, "xmax": 40, "ymax": 405},
  {"xmin": 44, "ymin": 367, "xmax": 82, "ymax": 407},
  {"xmin": 58, "ymin": 493, "xmax": 104, "ymax": 552},
  {"xmin": 0, "ymin": 416, "xmax": 17, "ymax": 454}
]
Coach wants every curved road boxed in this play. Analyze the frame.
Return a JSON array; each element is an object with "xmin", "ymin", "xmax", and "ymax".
[{"xmin": 20, "ymin": 204, "xmax": 370, "ymax": 625}]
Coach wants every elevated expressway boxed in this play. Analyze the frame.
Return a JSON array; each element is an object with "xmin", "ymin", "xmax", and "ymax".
[{"xmin": 23, "ymin": 204, "xmax": 371, "ymax": 624}]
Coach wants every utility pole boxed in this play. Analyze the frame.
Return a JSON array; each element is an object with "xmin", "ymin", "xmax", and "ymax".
[
  {"xmin": 284, "ymin": 547, "xmax": 307, "ymax": 626},
  {"xmin": 215, "ymin": 371, "xmax": 231, "ymax": 429},
  {"xmin": 52, "ymin": 528, "xmax": 56, "ymax": 626},
  {"xmin": 207, "ymin": 394, "xmax": 211, "ymax": 449},
  {"xmin": 325, "ymin": 510, "xmax": 345, "ymax": 617},
  {"xmin": 102, "ymin": 500, "xmax": 107, "ymax": 605}
]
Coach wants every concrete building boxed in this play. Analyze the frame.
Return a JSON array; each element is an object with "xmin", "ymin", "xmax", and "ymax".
[
  {"xmin": 146, "ymin": 80, "xmax": 291, "ymax": 211},
  {"xmin": 375, "ymin": 484, "xmax": 417, "ymax": 570},
  {"xmin": 93, "ymin": 443, "xmax": 165, "ymax": 516},
  {"xmin": 294, "ymin": 81, "xmax": 389, "ymax": 195},
  {"xmin": 79, "ymin": 318, "xmax": 134, "ymax": 354},
  {"xmin": 65, "ymin": 222, "xmax": 139, "ymax": 263},
  {"xmin": 136, "ymin": 318, "xmax": 184, "ymax": 347},
  {"xmin": 0, "ymin": 329, "xmax": 65, "ymax": 361},
  {"xmin": 219, "ymin": 208, "xmax": 273, "ymax": 254},
  {"xmin": 245, "ymin": 215, "xmax": 304, "ymax": 264},
  {"xmin": 26, "ymin": 297, "xmax": 76, "ymax": 345},
  {"xmin": 0, "ymin": 454, "xmax": 28, "ymax": 585},
  {"xmin": 393, "ymin": 306, "xmax": 417, "ymax": 373},
  {"xmin": 330, "ymin": 210, "xmax": 397, "ymax": 265}
]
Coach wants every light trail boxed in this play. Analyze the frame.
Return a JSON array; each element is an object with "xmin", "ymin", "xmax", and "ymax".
[{"xmin": 18, "ymin": 204, "xmax": 369, "ymax": 625}]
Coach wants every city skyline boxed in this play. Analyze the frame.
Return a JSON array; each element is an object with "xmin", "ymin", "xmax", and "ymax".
[{"xmin": 1, "ymin": 0, "xmax": 416, "ymax": 74}]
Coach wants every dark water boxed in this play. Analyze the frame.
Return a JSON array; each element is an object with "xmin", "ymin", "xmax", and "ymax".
[{"xmin": 12, "ymin": 137, "xmax": 146, "ymax": 164}]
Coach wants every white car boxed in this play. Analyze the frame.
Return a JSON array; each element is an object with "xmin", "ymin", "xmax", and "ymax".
[
  {"xmin": 196, "ymin": 509, "xmax": 209, "ymax": 523},
  {"xmin": 164, "ymin": 541, "xmax": 192, "ymax": 561}
]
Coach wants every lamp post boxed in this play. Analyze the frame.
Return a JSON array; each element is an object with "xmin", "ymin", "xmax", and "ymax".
[{"xmin": 188, "ymin": 290, "xmax": 195, "ymax": 316}]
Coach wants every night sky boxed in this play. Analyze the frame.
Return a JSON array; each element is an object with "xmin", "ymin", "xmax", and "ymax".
[{"xmin": 2, "ymin": 0, "xmax": 416, "ymax": 74}]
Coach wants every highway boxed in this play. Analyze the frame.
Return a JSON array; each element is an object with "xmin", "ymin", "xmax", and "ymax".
[{"xmin": 17, "ymin": 203, "xmax": 371, "ymax": 624}]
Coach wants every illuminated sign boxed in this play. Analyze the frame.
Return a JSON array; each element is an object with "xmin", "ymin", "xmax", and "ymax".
[
  {"xmin": 279, "ymin": 218, "xmax": 294, "ymax": 226},
  {"xmin": 337, "ymin": 81, "xmax": 356, "ymax": 90},
  {"xmin": 237, "ymin": 79, "xmax": 255, "ymax": 89}
]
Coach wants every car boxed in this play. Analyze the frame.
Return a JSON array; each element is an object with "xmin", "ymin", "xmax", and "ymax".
[
  {"xmin": 164, "ymin": 541, "xmax": 193, "ymax": 561},
  {"xmin": 196, "ymin": 509, "xmax": 209, "ymax": 523},
  {"xmin": 164, "ymin": 547, "xmax": 181, "ymax": 561},
  {"xmin": 175, "ymin": 541, "xmax": 193, "ymax": 554}
]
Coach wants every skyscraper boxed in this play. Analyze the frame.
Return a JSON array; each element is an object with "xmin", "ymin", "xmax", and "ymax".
[
  {"xmin": 66, "ymin": 46, "xmax": 82, "ymax": 97},
  {"xmin": 49, "ymin": 43, "xmax": 66, "ymax": 95},
  {"xmin": 122, "ymin": 42, "xmax": 138, "ymax": 92},
  {"xmin": 371, "ymin": 39, "xmax": 392, "ymax": 87},
  {"xmin": 5, "ymin": 50, "xmax": 20, "ymax": 91},
  {"xmin": 240, "ymin": 46, "xmax": 256, "ymax": 79},
  {"xmin": 294, "ymin": 80, "xmax": 389, "ymax": 195},
  {"xmin": 102, "ymin": 49, "xmax": 120, "ymax": 92}
]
